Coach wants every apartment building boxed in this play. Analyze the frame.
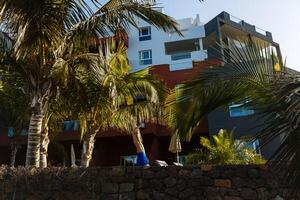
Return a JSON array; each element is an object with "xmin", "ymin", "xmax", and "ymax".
[
  {"xmin": 127, "ymin": 10, "xmax": 207, "ymax": 71},
  {"xmin": 0, "ymin": 11, "xmax": 282, "ymax": 166},
  {"xmin": 203, "ymin": 12, "xmax": 282, "ymax": 159}
]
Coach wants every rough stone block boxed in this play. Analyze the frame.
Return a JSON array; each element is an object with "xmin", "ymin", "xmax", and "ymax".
[
  {"xmin": 178, "ymin": 169, "xmax": 190, "ymax": 177},
  {"xmin": 177, "ymin": 179, "xmax": 187, "ymax": 191},
  {"xmin": 201, "ymin": 165, "xmax": 212, "ymax": 172},
  {"xmin": 190, "ymin": 169, "xmax": 202, "ymax": 178},
  {"xmin": 155, "ymin": 169, "xmax": 168, "ymax": 179},
  {"xmin": 102, "ymin": 182, "xmax": 119, "ymax": 193},
  {"xmin": 248, "ymin": 169, "xmax": 259, "ymax": 178},
  {"xmin": 179, "ymin": 188, "xmax": 194, "ymax": 199},
  {"xmin": 120, "ymin": 183, "xmax": 134, "ymax": 192},
  {"xmin": 153, "ymin": 191, "xmax": 165, "ymax": 200},
  {"xmin": 149, "ymin": 179, "xmax": 163, "ymax": 190},
  {"xmin": 232, "ymin": 177, "xmax": 247, "ymax": 188},
  {"xmin": 224, "ymin": 196, "xmax": 243, "ymax": 200},
  {"xmin": 164, "ymin": 177, "xmax": 177, "ymax": 188},
  {"xmin": 240, "ymin": 188, "xmax": 257, "ymax": 200},
  {"xmin": 110, "ymin": 167, "xmax": 125, "ymax": 177},
  {"xmin": 214, "ymin": 179, "xmax": 231, "ymax": 188},
  {"xmin": 136, "ymin": 190, "xmax": 151, "ymax": 200},
  {"xmin": 166, "ymin": 166, "xmax": 178, "ymax": 177},
  {"xmin": 165, "ymin": 187, "xmax": 178, "ymax": 197},
  {"xmin": 143, "ymin": 170, "xmax": 155, "ymax": 179}
]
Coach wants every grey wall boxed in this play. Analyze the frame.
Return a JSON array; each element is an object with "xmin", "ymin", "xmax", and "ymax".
[
  {"xmin": 208, "ymin": 107, "xmax": 281, "ymax": 159},
  {"xmin": 0, "ymin": 165, "xmax": 290, "ymax": 200}
]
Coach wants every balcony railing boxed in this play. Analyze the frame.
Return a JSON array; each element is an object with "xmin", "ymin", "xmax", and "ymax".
[
  {"xmin": 3, "ymin": 120, "xmax": 80, "ymax": 137},
  {"xmin": 171, "ymin": 52, "xmax": 192, "ymax": 61},
  {"xmin": 228, "ymin": 13, "xmax": 269, "ymax": 37}
]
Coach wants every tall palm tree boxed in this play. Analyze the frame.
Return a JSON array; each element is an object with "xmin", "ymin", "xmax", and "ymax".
[
  {"xmin": 0, "ymin": 0, "xmax": 180, "ymax": 167},
  {"xmin": 170, "ymin": 37, "xmax": 299, "ymax": 195},
  {"xmin": 39, "ymin": 98, "xmax": 71, "ymax": 168}
]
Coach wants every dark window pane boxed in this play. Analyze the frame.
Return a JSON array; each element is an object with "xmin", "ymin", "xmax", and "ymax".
[
  {"xmin": 139, "ymin": 35, "xmax": 151, "ymax": 41},
  {"xmin": 140, "ymin": 59, "xmax": 152, "ymax": 65}
]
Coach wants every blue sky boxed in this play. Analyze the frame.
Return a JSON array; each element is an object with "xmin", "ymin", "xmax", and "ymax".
[{"xmin": 157, "ymin": 0, "xmax": 300, "ymax": 70}]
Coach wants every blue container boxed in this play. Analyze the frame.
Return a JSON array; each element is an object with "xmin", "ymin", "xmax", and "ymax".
[{"xmin": 135, "ymin": 152, "xmax": 149, "ymax": 166}]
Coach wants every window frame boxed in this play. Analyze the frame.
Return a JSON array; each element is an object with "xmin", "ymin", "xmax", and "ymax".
[
  {"xmin": 139, "ymin": 49, "xmax": 152, "ymax": 65},
  {"xmin": 139, "ymin": 26, "xmax": 151, "ymax": 41},
  {"xmin": 229, "ymin": 100, "xmax": 255, "ymax": 117},
  {"xmin": 171, "ymin": 52, "xmax": 192, "ymax": 61}
]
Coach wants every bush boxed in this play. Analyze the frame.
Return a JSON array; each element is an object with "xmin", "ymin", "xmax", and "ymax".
[{"xmin": 187, "ymin": 129, "xmax": 266, "ymax": 165}]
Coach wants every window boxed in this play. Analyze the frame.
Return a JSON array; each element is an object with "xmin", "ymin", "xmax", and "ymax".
[
  {"xmin": 7, "ymin": 127, "xmax": 14, "ymax": 137},
  {"xmin": 21, "ymin": 128, "xmax": 28, "ymax": 135},
  {"xmin": 237, "ymin": 139, "xmax": 261, "ymax": 155},
  {"xmin": 165, "ymin": 39, "xmax": 201, "ymax": 55},
  {"xmin": 139, "ymin": 27, "xmax": 151, "ymax": 41},
  {"xmin": 63, "ymin": 120, "xmax": 79, "ymax": 131},
  {"xmin": 139, "ymin": 50, "xmax": 152, "ymax": 65},
  {"xmin": 250, "ymin": 139, "xmax": 261, "ymax": 154},
  {"xmin": 171, "ymin": 52, "xmax": 191, "ymax": 61},
  {"xmin": 229, "ymin": 101, "xmax": 254, "ymax": 117}
]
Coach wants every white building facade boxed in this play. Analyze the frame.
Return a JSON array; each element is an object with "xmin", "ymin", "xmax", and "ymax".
[{"xmin": 126, "ymin": 12, "xmax": 208, "ymax": 71}]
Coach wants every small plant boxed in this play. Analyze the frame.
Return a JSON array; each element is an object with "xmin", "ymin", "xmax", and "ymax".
[
  {"xmin": 186, "ymin": 129, "xmax": 266, "ymax": 165},
  {"xmin": 185, "ymin": 149, "xmax": 209, "ymax": 165}
]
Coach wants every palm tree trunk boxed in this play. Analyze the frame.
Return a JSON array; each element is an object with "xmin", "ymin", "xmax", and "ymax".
[
  {"xmin": 133, "ymin": 126, "xmax": 145, "ymax": 152},
  {"xmin": 10, "ymin": 141, "xmax": 20, "ymax": 167},
  {"xmin": 132, "ymin": 125, "xmax": 149, "ymax": 166},
  {"xmin": 26, "ymin": 113, "xmax": 43, "ymax": 167},
  {"xmin": 40, "ymin": 124, "xmax": 49, "ymax": 168},
  {"xmin": 80, "ymin": 126, "xmax": 99, "ymax": 167}
]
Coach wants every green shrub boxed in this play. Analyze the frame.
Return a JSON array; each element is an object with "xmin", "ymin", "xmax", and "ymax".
[{"xmin": 187, "ymin": 129, "xmax": 266, "ymax": 165}]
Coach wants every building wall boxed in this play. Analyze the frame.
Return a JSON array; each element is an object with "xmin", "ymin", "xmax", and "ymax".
[
  {"xmin": 208, "ymin": 107, "xmax": 281, "ymax": 159},
  {"xmin": 126, "ymin": 15, "xmax": 207, "ymax": 71},
  {"xmin": 204, "ymin": 11, "xmax": 283, "ymax": 159}
]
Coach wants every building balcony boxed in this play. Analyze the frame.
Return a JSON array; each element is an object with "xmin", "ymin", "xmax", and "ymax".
[{"xmin": 169, "ymin": 50, "xmax": 207, "ymax": 71}]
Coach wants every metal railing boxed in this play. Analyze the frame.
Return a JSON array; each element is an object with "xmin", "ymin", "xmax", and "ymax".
[{"xmin": 228, "ymin": 14, "xmax": 268, "ymax": 36}]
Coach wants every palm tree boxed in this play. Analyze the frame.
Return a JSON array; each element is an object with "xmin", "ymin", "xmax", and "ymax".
[
  {"xmin": 0, "ymin": 65, "xmax": 30, "ymax": 167},
  {"xmin": 55, "ymin": 40, "xmax": 165, "ymax": 167},
  {"xmin": 39, "ymin": 98, "xmax": 71, "ymax": 168},
  {"xmin": 0, "ymin": 0, "xmax": 180, "ymax": 167},
  {"xmin": 170, "ymin": 37, "xmax": 300, "ymax": 195},
  {"xmin": 197, "ymin": 129, "xmax": 265, "ymax": 165}
]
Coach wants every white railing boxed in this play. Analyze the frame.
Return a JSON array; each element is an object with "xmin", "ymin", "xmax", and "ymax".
[
  {"xmin": 169, "ymin": 50, "xmax": 207, "ymax": 71},
  {"xmin": 170, "ymin": 61, "xmax": 193, "ymax": 71}
]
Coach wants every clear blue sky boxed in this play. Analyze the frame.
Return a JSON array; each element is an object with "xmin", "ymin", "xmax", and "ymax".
[{"xmin": 157, "ymin": 0, "xmax": 300, "ymax": 70}]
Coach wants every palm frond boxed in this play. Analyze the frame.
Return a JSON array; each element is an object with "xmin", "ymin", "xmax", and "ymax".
[
  {"xmin": 65, "ymin": 0, "xmax": 181, "ymax": 44},
  {"xmin": 171, "ymin": 36, "xmax": 299, "ymax": 195},
  {"xmin": 171, "ymin": 38, "xmax": 282, "ymax": 140}
]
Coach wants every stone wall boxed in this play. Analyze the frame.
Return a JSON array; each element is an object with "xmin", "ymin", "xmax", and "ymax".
[{"xmin": 0, "ymin": 165, "xmax": 290, "ymax": 200}]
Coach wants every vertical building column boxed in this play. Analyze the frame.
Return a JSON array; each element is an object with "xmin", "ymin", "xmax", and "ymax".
[
  {"xmin": 149, "ymin": 135, "xmax": 160, "ymax": 164},
  {"xmin": 275, "ymin": 45, "xmax": 284, "ymax": 66},
  {"xmin": 216, "ymin": 19, "xmax": 225, "ymax": 61}
]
